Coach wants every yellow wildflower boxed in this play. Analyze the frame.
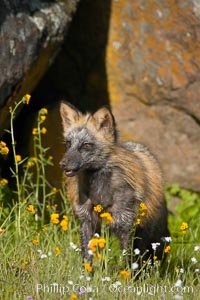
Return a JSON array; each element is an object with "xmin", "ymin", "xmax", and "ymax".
[
  {"xmin": 21, "ymin": 261, "xmax": 28, "ymax": 269},
  {"xmin": 9, "ymin": 106, "xmax": 12, "ymax": 113},
  {"xmin": 0, "ymin": 143, "xmax": 9, "ymax": 155},
  {"xmin": 84, "ymin": 263, "xmax": 92, "ymax": 272},
  {"xmin": 0, "ymin": 178, "xmax": 8, "ymax": 185},
  {"xmin": 164, "ymin": 245, "xmax": 171, "ymax": 253},
  {"xmin": 40, "ymin": 108, "xmax": 48, "ymax": 115},
  {"xmin": 40, "ymin": 115, "xmax": 46, "ymax": 122},
  {"xmin": 32, "ymin": 238, "xmax": 39, "ymax": 244},
  {"xmin": 23, "ymin": 94, "xmax": 31, "ymax": 105},
  {"xmin": 48, "ymin": 155, "xmax": 53, "ymax": 161},
  {"xmin": 88, "ymin": 238, "xmax": 99, "ymax": 252},
  {"xmin": 26, "ymin": 205, "xmax": 36, "ymax": 214},
  {"xmin": 98, "ymin": 238, "xmax": 106, "ymax": 249},
  {"xmin": 94, "ymin": 204, "xmax": 103, "ymax": 213},
  {"xmin": 27, "ymin": 160, "xmax": 34, "ymax": 167},
  {"xmin": 15, "ymin": 155, "xmax": 22, "ymax": 162},
  {"xmin": 70, "ymin": 294, "xmax": 77, "ymax": 300},
  {"xmin": 140, "ymin": 202, "xmax": 147, "ymax": 216},
  {"xmin": 180, "ymin": 222, "xmax": 189, "ymax": 232},
  {"xmin": 153, "ymin": 255, "xmax": 157, "ymax": 261},
  {"xmin": 120, "ymin": 270, "xmax": 131, "ymax": 279},
  {"xmin": 60, "ymin": 215, "xmax": 68, "ymax": 231},
  {"xmin": 32, "ymin": 128, "xmax": 38, "ymax": 135},
  {"xmin": 41, "ymin": 127, "xmax": 47, "ymax": 134},
  {"xmin": 54, "ymin": 246, "xmax": 61, "ymax": 255},
  {"xmin": 31, "ymin": 157, "xmax": 38, "ymax": 163},
  {"xmin": 136, "ymin": 218, "xmax": 141, "ymax": 225},
  {"xmin": 52, "ymin": 187, "xmax": 57, "ymax": 194},
  {"xmin": 100, "ymin": 212, "xmax": 114, "ymax": 224},
  {"xmin": 51, "ymin": 213, "xmax": 59, "ymax": 224}
]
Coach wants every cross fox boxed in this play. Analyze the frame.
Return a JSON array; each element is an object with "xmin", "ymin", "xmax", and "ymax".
[{"xmin": 60, "ymin": 102, "xmax": 169, "ymax": 263}]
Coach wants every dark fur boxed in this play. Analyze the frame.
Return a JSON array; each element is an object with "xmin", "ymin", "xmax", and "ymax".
[{"xmin": 60, "ymin": 102, "xmax": 169, "ymax": 263}]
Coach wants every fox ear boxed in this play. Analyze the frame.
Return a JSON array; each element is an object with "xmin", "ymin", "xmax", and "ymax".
[
  {"xmin": 60, "ymin": 102, "xmax": 80, "ymax": 128},
  {"xmin": 92, "ymin": 107, "xmax": 116, "ymax": 136}
]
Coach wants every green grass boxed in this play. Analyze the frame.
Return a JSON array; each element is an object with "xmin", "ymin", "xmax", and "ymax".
[{"xmin": 0, "ymin": 96, "xmax": 199, "ymax": 300}]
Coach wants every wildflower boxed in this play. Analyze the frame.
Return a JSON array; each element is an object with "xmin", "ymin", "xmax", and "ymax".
[
  {"xmin": 26, "ymin": 205, "xmax": 36, "ymax": 214},
  {"xmin": 32, "ymin": 238, "xmax": 39, "ymax": 244},
  {"xmin": 46, "ymin": 205, "xmax": 50, "ymax": 211},
  {"xmin": 179, "ymin": 268, "xmax": 184, "ymax": 273},
  {"xmin": 102, "ymin": 277, "xmax": 111, "ymax": 282},
  {"xmin": 41, "ymin": 127, "xmax": 47, "ymax": 134},
  {"xmin": 48, "ymin": 155, "xmax": 53, "ymax": 161},
  {"xmin": 21, "ymin": 261, "xmax": 28, "ymax": 269},
  {"xmin": 40, "ymin": 254, "xmax": 47, "ymax": 259},
  {"xmin": 0, "ymin": 178, "xmax": 8, "ymax": 185},
  {"xmin": 140, "ymin": 202, "xmax": 147, "ymax": 216},
  {"xmin": 174, "ymin": 295, "xmax": 183, "ymax": 300},
  {"xmin": 191, "ymin": 257, "xmax": 197, "ymax": 264},
  {"xmin": 174, "ymin": 279, "xmax": 182, "ymax": 287},
  {"xmin": 85, "ymin": 263, "xmax": 92, "ymax": 272},
  {"xmin": 27, "ymin": 160, "xmax": 34, "ymax": 167},
  {"xmin": 51, "ymin": 213, "xmax": 59, "ymax": 224},
  {"xmin": 195, "ymin": 269, "xmax": 199, "ymax": 273},
  {"xmin": 40, "ymin": 108, "xmax": 48, "ymax": 115},
  {"xmin": 94, "ymin": 233, "xmax": 100, "ymax": 238},
  {"xmin": 131, "ymin": 262, "xmax": 139, "ymax": 270},
  {"xmin": 88, "ymin": 238, "xmax": 99, "ymax": 252},
  {"xmin": 120, "ymin": 270, "xmax": 131, "ymax": 279},
  {"xmin": 0, "ymin": 141, "xmax": 9, "ymax": 155},
  {"xmin": 98, "ymin": 238, "xmax": 106, "ymax": 249},
  {"xmin": 52, "ymin": 187, "xmax": 57, "ymax": 194},
  {"xmin": 151, "ymin": 242, "xmax": 160, "ymax": 251},
  {"xmin": 100, "ymin": 212, "xmax": 114, "ymax": 223},
  {"xmin": 94, "ymin": 204, "xmax": 103, "ymax": 213},
  {"xmin": 9, "ymin": 106, "xmax": 12, "ymax": 113},
  {"xmin": 54, "ymin": 246, "xmax": 61, "ymax": 255},
  {"xmin": 180, "ymin": 222, "xmax": 188, "ymax": 234},
  {"xmin": 32, "ymin": 128, "xmax": 38, "ymax": 135},
  {"xmin": 60, "ymin": 215, "xmax": 68, "ymax": 231},
  {"xmin": 136, "ymin": 218, "xmax": 141, "ymax": 225},
  {"xmin": 164, "ymin": 245, "xmax": 171, "ymax": 253},
  {"xmin": 70, "ymin": 293, "xmax": 77, "ymax": 300},
  {"xmin": 15, "ymin": 155, "xmax": 22, "ymax": 162},
  {"xmin": 31, "ymin": 157, "xmax": 38, "ymax": 163},
  {"xmin": 22, "ymin": 94, "xmax": 31, "ymax": 105},
  {"xmin": 134, "ymin": 248, "xmax": 140, "ymax": 255},
  {"xmin": 153, "ymin": 255, "xmax": 157, "ymax": 261},
  {"xmin": 162, "ymin": 236, "xmax": 172, "ymax": 243},
  {"xmin": 40, "ymin": 115, "xmax": 46, "ymax": 122},
  {"xmin": 194, "ymin": 245, "xmax": 200, "ymax": 252},
  {"xmin": 27, "ymin": 296, "xmax": 33, "ymax": 300}
]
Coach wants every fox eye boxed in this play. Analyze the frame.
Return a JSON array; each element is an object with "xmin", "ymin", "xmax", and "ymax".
[
  {"xmin": 65, "ymin": 141, "xmax": 71, "ymax": 150},
  {"xmin": 81, "ymin": 143, "xmax": 93, "ymax": 150}
]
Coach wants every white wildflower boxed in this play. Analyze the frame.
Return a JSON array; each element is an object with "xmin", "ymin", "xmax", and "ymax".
[
  {"xmin": 174, "ymin": 279, "xmax": 182, "ymax": 287},
  {"xmin": 151, "ymin": 243, "xmax": 160, "ymax": 251},
  {"xmin": 134, "ymin": 248, "xmax": 140, "ymax": 255},
  {"xmin": 132, "ymin": 262, "xmax": 139, "ymax": 270},
  {"xmin": 191, "ymin": 257, "xmax": 197, "ymax": 264},
  {"xmin": 194, "ymin": 245, "xmax": 200, "ymax": 251},
  {"xmin": 40, "ymin": 254, "xmax": 47, "ymax": 259}
]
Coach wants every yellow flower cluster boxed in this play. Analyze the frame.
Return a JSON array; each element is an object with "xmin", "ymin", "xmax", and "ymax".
[
  {"xmin": 180, "ymin": 222, "xmax": 189, "ymax": 234},
  {"xmin": 60, "ymin": 215, "xmax": 68, "ymax": 231},
  {"xmin": 100, "ymin": 212, "xmax": 114, "ymax": 224},
  {"xmin": 93, "ymin": 204, "xmax": 103, "ymax": 213},
  {"xmin": 26, "ymin": 205, "xmax": 36, "ymax": 214},
  {"xmin": 84, "ymin": 263, "xmax": 92, "ymax": 273},
  {"xmin": 54, "ymin": 246, "xmax": 61, "ymax": 255},
  {"xmin": 51, "ymin": 213, "xmax": 59, "ymax": 225},
  {"xmin": 0, "ymin": 141, "xmax": 9, "ymax": 156},
  {"xmin": 164, "ymin": 245, "xmax": 171, "ymax": 253},
  {"xmin": 120, "ymin": 270, "xmax": 131, "ymax": 279},
  {"xmin": 23, "ymin": 94, "xmax": 31, "ymax": 105},
  {"xmin": 88, "ymin": 237, "xmax": 106, "ymax": 252},
  {"xmin": 0, "ymin": 178, "xmax": 8, "ymax": 185},
  {"xmin": 140, "ymin": 202, "xmax": 147, "ymax": 216}
]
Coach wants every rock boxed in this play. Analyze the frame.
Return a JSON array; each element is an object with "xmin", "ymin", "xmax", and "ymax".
[
  {"xmin": 0, "ymin": 0, "xmax": 79, "ymax": 136},
  {"xmin": 106, "ymin": 0, "xmax": 200, "ymax": 190}
]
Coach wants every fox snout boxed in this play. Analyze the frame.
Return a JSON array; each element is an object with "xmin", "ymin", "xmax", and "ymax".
[{"xmin": 60, "ymin": 151, "xmax": 81, "ymax": 177}]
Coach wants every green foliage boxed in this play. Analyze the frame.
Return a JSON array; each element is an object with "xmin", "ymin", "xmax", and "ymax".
[{"xmin": 0, "ymin": 96, "xmax": 199, "ymax": 300}]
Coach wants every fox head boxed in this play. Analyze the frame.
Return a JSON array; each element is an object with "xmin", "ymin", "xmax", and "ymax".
[{"xmin": 59, "ymin": 102, "xmax": 117, "ymax": 176}]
